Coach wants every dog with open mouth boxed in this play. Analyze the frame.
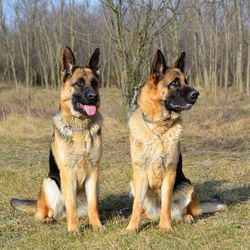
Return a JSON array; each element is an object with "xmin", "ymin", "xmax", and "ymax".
[
  {"xmin": 126, "ymin": 50, "xmax": 227, "ymax": 232},
  {"xmin": 11, "ymin": 46, "xmax": 103, "ymax": 233}
]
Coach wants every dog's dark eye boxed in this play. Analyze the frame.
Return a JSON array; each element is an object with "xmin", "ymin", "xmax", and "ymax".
[
  {"xmin": 170, "ymin": 78, "xmax": 180, "ymax": 88},
  {"xmin": 74, "ymin": 78, "xmax": 85, "ymax": 89}
]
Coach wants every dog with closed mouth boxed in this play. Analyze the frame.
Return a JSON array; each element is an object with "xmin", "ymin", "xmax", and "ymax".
[
  {"xmin": 126, "ymin": 50, "xmax": 227, "ymax": 232},
  {"xmin": 11, "ymin": 46, "xmax": 103, "ymax": 233}
]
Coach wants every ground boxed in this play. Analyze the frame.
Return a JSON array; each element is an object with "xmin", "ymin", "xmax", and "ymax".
[{"xmin": 0, "ymin": 85, "xmax": 249, "ymax": 249}]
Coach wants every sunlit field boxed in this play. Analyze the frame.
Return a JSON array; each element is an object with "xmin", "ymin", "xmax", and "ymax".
[{"xmin": 0, "ymin": 86, "xmax": 249, "ymax": 249}]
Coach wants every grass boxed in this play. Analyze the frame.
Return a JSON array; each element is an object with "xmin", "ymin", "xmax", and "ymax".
[{"xmin": 0, "ymin": 85, "xmax": 249, "ymax": 249}]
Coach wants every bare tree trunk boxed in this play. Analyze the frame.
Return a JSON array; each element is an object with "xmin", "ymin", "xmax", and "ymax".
[
  {"xmin": 235, "ymin": 0, "xmax": 243, "ymax": 92},
  {"xmin": 15, "ymin": 2, "xmax": 31, "ymax": 114},
  {"xmin": 222, "ymin": 0, "xmax": 229, "ymax": 99},
  {"xmin": 212, "ymin": 2, "xmax": 218, "ymax": 99},
  {"xmin": 106, "ymin": 37, "xmax": 112, "ymax": 88},
  {"xmin": 0, "ymin": 0, "xmax": 19, "ymax": 94},
  {"xmin": 196, "ymin": 9, "xmax": 209, "ymax": 88},
  {"xmin": 194, "ymin": 31, "xmax": 200, "ymax": 86},
  {"xmin": 25, "ymin": 22, "xmax": 31, "ymax": 115},
  {"xmin": 70, "ymin": 0, "xmax": 75, "ymax": 52},
  {"xmin": 85, "ymin": 0, "xmax": 91, "ymax": 56},
  {"xmin": 247, "ymin": 0, "xmax": 250, "ymax": 96},
  {"xmin": 55, "ymin": 0, "xmax": 64, "ymax": 88}
]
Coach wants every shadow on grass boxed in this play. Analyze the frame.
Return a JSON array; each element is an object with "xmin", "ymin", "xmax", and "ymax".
[
  {"xmin": 100, "ymin": 180, "xmax": 250, "ymax": 223},
  {"xmin": 100, "ymin": 194, "xmax": 133, "ymax": 221},
  {"xmin": 195, "ymin": 180, "xmax": 250, "ymax": 205}
]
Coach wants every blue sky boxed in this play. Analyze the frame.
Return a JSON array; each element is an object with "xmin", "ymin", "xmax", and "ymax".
[{"xmin": 2, "ymin": 0, "xmax": 100, "ymax": 25}]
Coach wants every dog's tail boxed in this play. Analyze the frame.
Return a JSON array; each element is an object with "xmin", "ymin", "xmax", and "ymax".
[
  {"xmin": 200, "ymin": 198, "xmax": 227, "ymax": 214},
  {"xmin": 10, "ymin": 198, "xmax": 37, "ymax": 213}
]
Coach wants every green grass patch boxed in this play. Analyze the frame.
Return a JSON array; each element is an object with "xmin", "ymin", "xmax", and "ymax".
[{"xmin": 0, "ymin": 87, "xmax": 249, "ymax": 249}]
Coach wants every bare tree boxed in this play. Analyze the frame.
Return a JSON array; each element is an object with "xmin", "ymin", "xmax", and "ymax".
[
  {"xmin": 70, "ymin": 0, "xmax": 75, "ymax": 51},
  {"xmin": 222, "ymin": 0, "xmax": 230, "ymax": 97},
  {"xmin": 0, "ymin": 0, "xmax": 249, "ymax": 106},
  {"xmin": 0, "ymin": 0, "xmax": 19, "ymax": 94},
  {"xmin": 235, "ymin": 0, "xmax": 243, "ymax": 92},
  {"xmin": 247, "ymin": 0, "xmax": 250, "ymax": 96},
  {"xmin": 102, "ymin": 0, "xmax": 181, "ymax": 110}
]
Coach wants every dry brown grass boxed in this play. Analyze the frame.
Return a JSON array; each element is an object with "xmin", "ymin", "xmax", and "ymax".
[{"xmin": 0, "ymin": 85, "xmax": 249, "ymax": 249}]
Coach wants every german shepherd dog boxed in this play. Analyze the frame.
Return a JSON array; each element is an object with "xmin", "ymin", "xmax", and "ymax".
[
  {"xmin": 11, "ymin": 46, "xmax": 103, "ymax": 233},
  {"xmin": 126, "ymin": 50, "xmax": 227, "ymax": 232}
]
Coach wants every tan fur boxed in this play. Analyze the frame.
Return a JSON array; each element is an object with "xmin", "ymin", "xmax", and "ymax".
[
  {"xmin": 186, "ymin": 192, "xmax": 202, "ymax": 217},
  {"xmin": 127, "ymin": 51, "xmax": 227, "ymax": 232},
  {"xmin": 37, "ymin": 50, "xmax": 102, "ymax": 232},
  {"xmin": 11, "ymin": 47, "xmax": 103, "ymax": 233},
  {"xmin": 126, "ymin": 54, "xmax": 199, "ymax": 232}
]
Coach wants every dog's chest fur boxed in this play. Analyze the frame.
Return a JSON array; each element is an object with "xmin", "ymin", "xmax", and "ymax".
[
  {"xmin": 52, "ymin": 112, "xmax": 102, "ymax": 186},
  {"xmin": 55, "ymin": 131, "xmax": 101, "ymax": 167},
  {"xmin": 129, "ymin": 109, "xmax": 182, "ymax": 189}
]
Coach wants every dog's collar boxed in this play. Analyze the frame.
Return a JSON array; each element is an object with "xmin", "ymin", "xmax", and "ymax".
[
  {"xmin": 53, "ymin": 112, "xmax": 101, "ymax": 140},
  {"xmin": 141, "ymin": 110, "xmax": 180, "ymax": 139},
  {"xmin": 142, "ymin": 112, "xmax": 152, "ymax": 124},
  {"xmin": 55, "ymin": 121, "xmax": 91, "ymax": 139},
  {"xmin": 141, "ymin": 112, "xmax": 162, "ymax": 139},
  {"xmin": 141, "ymin": 111, "xmax": 171, "ymax": 125},
  {"xmin": 61, "ymin": 125, "xmax": 88, "ymax": 133}
]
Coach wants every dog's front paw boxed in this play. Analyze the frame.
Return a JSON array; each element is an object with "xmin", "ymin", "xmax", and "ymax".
[
  {"xmin": 160, "ymin": 226, "xmax": 174, "ymax": 232},
  {"xmin": 126, "ymin": 227, "xmax": 138, "ymax": 232},
  {"xmin": 43, "ymin": 216, "xmax": 55, "ymax": 224},
  {"xmin": 159, "ymin": 222, "xmax": 174, "ymax": 233},
  {"xmin": 126, "ymin": 223, "xmax": 139, "ymax": 232},
  {"xmin": 92, "ymin": 224, "xmax": 105, "ymax": 232},
  {"xmin": 68, "ymin": 224, "xmax": 80, "ymax": 234},
  {"xmin": 121, "ymin": 225, "xmax": 138, "ymax": 235}
]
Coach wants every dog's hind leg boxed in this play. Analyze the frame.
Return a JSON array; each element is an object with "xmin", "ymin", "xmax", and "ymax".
[
  {"xmin": 142, "ymin": 189, "xmax": 161, "ymax": 220},
  {"xmin": 35, "ymin": 177, "xmax": 64, "ymax": 223},
  {"xmin": 173, "ymin": 184, "xmax": 227, "ymax": 223},
  {"xmin": 35, "ymin": 180, "xmax": 49, "ymax": 222},
  {"xmin": 172, "ymin": 181, "xmax": 196, "ymax": 223},
  {"xmin": 186, "ymin": 191, "xmax": 202, "ymax": 219},
  {"xmin": 131, "ymin": 180, "xmax": 161, "ymax": 220},
  {"xmin": 76, "ymin": 191, "xmax": 88, "ymax": 218},
  {"xmin": 130, "ymin": 180, "xmax": 160, "ymax": 220}
]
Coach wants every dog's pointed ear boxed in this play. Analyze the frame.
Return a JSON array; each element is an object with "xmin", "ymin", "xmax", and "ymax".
[
  {"xmin": 61, "ymin": 46, "xmax": 75, "ymax": 75},
  {"xmin": 174, "ymin": 51, "xmax": 185, "ymax": 73},
  {"xmin": 88, "ymin": 48, "xmax": 100, "ymax": 76},
  {"xmin": 150, "ymin": 50, "xmax": 167, "ymax": 83}
]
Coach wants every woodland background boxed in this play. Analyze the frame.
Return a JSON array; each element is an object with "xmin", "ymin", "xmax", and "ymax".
[
  {"xmin": 0, "ymin": 1, "xmax": 250, "ymax": 249},
  {"xmin": 0, "ymin": 0, "xmax": 250, "ymax": 109}
]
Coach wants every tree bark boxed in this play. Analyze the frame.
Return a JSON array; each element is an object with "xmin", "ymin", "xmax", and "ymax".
[{"xmin": 235, "ymin": 0, "xmax": 243, "ymax": 92}]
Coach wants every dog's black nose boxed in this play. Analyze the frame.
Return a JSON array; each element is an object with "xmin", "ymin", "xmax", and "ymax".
[
  {"xmin": 189, "ymin": 90, "xmax": 199, "ymax": 100},
  {"xmin": 87, "ymin": 92, "xmax": 97, "ymax": 99}
]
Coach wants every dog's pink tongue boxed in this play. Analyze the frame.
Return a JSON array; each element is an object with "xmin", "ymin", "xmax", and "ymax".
[{"xmin": 83, "ymin": 105, "xmax": 96, "ymax": 116}]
